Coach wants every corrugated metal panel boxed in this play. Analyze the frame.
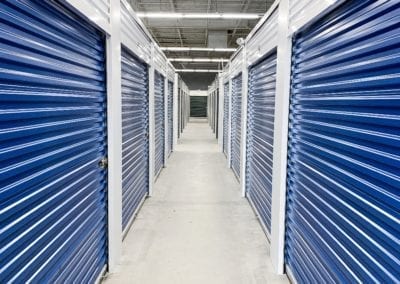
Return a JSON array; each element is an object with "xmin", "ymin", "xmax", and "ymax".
[
  {"xmin": 65, "ymin": 0, "xmax": 111, "ymax": 33},
  {"xmin": 167, "ymin": 64, "xmax": 175, "ymax": 82},
  {"xmin": 0, "ymin": 1, "xmax": 107, "ymax": 282},
  {"xmin": 285, "ymin": 1, "xmax": 400, "ymax": 283},
  {"xmin": 167, "ymin": 81, "xmax": 173, "ymax": 156},
  {"xmin": 230, "ymin": 74, "xmax": 242, "ymax": 180},
  {"xmin": 223, "ymin": 82, "xmax": 229, "ymax": 156},
  {"xmin": 121, "ymin": 47, "xmax": 149, "ymax": 231},
  {"xmin": 289, "ymin": 0, "xmax": 336, "ymax": 34},
  {"xmin": 86, "ymin": 0, "xmax": 110, "ymax": 24},
  {"xmin": 121, "ymin": 0, "xmax": 152, "ymax": 64},
  {"xmin": 154, "ymin": 71, "xmax": 165, "ymax": 178},
  {"xmin": 190, "ymin": 96, "xmax": 207, "ymax": 117},
  {"xmin": 247, "ymin": 8, "xmax": 278, "ymax": 66},
  {"xmin": 230, "ymin": 48, "xmax": 243, "ymax": 78},
  {"xmin": 246, "ymin": 52, "xmax": 277, "ymax": 235},
  {"xmin": 154, "ymin": 47, "xmax": 166, "ymax": 76}
]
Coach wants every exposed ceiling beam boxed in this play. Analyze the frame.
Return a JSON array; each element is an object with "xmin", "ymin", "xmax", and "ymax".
[
  {"xmin": 161, "ymin": 47, "xmax": 236, "ymax": 52},
  {"xmin": 136, "ymin": 12, "xmax": 262, "ymax": 19},
  {"xmin": 176, "ymin": 69, "xmax": 221, "ymax": 73},
  {"xmin": 169, "ymin": 58, "xmax": 229, "ymax": 62}
]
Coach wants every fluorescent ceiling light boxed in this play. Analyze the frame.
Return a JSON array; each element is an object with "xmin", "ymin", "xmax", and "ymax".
[
  {"xmin": 161, "ymin": 47, "xmax": 236, "ymax": 52},
  {"xmin": 176, "ymin": 69, "xmax": 221, "ymax": 73},
  {"xmin": 136, "ymin": 12, "xmax": 262, "ymax": 20},
  {"xmin": 169, "ymin": 58, "xmax": 229, "ymax": 63}
]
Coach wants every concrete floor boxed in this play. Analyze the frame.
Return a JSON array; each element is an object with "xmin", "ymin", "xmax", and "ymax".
[{"xmin": 103, "ymin": 118, "xmax": 289, "ymax": 284}]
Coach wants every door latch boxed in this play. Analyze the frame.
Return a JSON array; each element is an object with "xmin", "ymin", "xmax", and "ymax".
[{"xmin": 98, "ymin": 157, "xmax": 108, "ymax": 169}]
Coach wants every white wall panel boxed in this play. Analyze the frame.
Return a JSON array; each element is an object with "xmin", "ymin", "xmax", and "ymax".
[
  {"xmin": 66, "ymin": 0, "xmax": 111, "ymax": 34},
  {"xmin": 247, "ymin": 8, "xmax": 279, "ymax": 66},
  {"xmin": 289, "ymin": 0, "xmax": 337, "ymax": 34},
  {"xmin": 154, "ymin": 47, "xmax": 167, "ymax": 76},
  {"xmin": 121, "ymin": 0, "xmax": 152, "ymax": 64},
  {"xmin": 230, "ymin": 48, "xmax": 243, "ymax": 78}
]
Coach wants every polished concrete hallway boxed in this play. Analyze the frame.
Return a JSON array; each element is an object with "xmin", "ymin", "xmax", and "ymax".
[{"xmin": 104, "ymin": 118, "xmax": 288, "ymax": 284}]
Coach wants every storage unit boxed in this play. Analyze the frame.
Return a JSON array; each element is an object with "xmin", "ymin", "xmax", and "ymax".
[
  {"xmin": 154, "ymin": 71, "xmax": 165, "ymax": 178},
  {"xmin": 214, "ymin": 89, "xmax": 219, "ymax": 138},
  {"xmin": 167, "ymin": 80, "xmax": 174, "ymax": 156},
  {"xmin": 230, "ymin": 73, "xmax": 242, "ymax": 179},
  {"xmin": 0, "ymin": 0, "xmax": 107, "ymax": 282},
  {"xmin": 285, "ymin": 1, "xmax": 400, "ymax": 282},
  {"xmin": 223, "ymin": 82, "xmax": 230, "ymax": 157},
  {"xmin": 246, "ymin": 51, "xmax": 277, "ymax": 235},
  {"xmin": 190, "ymin": 96, "xmax": 207, "ymax": 117},
  {"xmin": 121, "ymin": 47, "xmax": 149, "ymax": 232}
]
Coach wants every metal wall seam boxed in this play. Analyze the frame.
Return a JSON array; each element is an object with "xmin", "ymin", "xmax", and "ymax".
[
  {"xmin": 121, "ymin": 47, "xmax": 149, "ymax": 232},
  {"xmin": 285, "ymin": 1, "xmax": 400, "ymax": 282},
  {"xmin": 0, "ymin": 1, "xmax": 108, "ymax": 281}
]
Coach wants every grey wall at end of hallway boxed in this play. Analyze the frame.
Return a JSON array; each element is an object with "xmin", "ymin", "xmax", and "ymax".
[{"xmin": 180, "ymin": 73, "xmax": 217, "ymax": 90}]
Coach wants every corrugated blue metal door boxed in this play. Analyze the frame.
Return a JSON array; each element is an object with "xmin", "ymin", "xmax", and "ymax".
[
  {"xmin": 231, "ymin": 74, "xmax": 242, "ymax": 179},
  {"xmin": 154, "ymin": 71, "xmax": 165, "ymax": 177},
  {"xmin": 167, "ymin": 80, "xmax": 173, "ymax": 156},
  {"xmin": 121, "ymin": 47, "xmax": 149, "ymax": 232},
  {"xmin": 246, "ymin": 52, "xmax": 277, "ymax": 235},
  {"xmin": 0, "ymin": 0, "xmax": 107, "ymax": 282},
  {"xmin": 223, "ymin": 83, "xmax": 229, "ymax": 156},
  {"xmin": 215, "ymin": 89, "xmax": 219, "ymax": 138},
  {"xmin": 285, "ymin": 1, "xmax": 400, "ymax": 283}
]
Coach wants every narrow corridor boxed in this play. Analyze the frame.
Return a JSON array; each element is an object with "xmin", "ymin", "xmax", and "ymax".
[{"xmin": 104, "ymin": 119, "xmax": 289, "ymax": 284}]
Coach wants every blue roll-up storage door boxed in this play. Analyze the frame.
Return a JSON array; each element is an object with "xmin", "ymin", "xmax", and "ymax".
[
  {"xmin": 167, "ymin": 80, "xmax": 173, "ymax": 156},
  {"xmin": 0, "ymin": 1, "xmax": 107, "ymax": 282},
  {"xmin": 246, "ymin": 52, "xmax": 277, "ymax": 235},
  {"xmin": 215, "ymin": 89, "xmax": 219, "ymax": 138},
  {"xmin": 231, "ymin": 74, "xmax": 242, "ymax": 179},
  {"xmin": 154, "ymin": 71, "xmax": 165, "ymax": 178},
  {"xmin": 223, "ymin": 83, "xmax": 229, "ymax": 156},
  {"xmin": 121, "ymin": 47, "xmax": 149, "ymax": 232},
  {"xmin": 285, "ymin": 1, "xmax": 400, "ymax": 282}
]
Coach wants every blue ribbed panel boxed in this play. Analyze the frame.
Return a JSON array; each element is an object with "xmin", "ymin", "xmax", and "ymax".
[
  {"xmin": 215, "ymin": 90, "xmax": 219, "ymax": 138},
  {"xmin": 0, "ymin": 0, "xmax": 107, "ymax": 282},
  {"xmin": 246, "ymin": 52, "xmax": 277, "ymax": 234},
  {"xmin": 154, "ymin": 71, "xmax": 165, "ymax": 178},
  {"xmin": 285, "ymin": 1, "xmax": 400, "ymax": 283},
  {"xmin": 121, "ymin": 47, "xmax": 149, "ymax": 231},
  {"xmin": 167, "ymin": 81, "xmax": 173, "ymax": 156},
  {"xmin": 231, "ymin": 74, "xmax": 242, "ymax": 180},
  {"xmin": 223, "ymin": 82, "xmax": 229, "ymax": 156}
]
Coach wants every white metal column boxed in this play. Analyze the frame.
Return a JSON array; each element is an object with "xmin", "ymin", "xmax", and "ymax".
[
  {"xmin": 270, "ymin": 0, "xmax": 292, "ymax": 275},
  {"xmin": 106, "ymin": 0, "xmax": 122, "ymax": 272},
  {"xmin": 148, "ymin": 44, "xmax": 155, "ymax": 196}
]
